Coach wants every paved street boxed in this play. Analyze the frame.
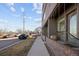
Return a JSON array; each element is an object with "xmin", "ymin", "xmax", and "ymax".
[
  {"xmin": 0, "ymin": 37, "xmax": 20, "ymax": 49},
  {"xmin": 27, "ymin": 36, "xmax": 49, "ymax": 56}
]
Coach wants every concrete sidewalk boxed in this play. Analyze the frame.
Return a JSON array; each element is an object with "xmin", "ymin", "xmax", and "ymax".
[{"xmin": 27, "ymin": 36, "xmax": 49, "ymax": 56}]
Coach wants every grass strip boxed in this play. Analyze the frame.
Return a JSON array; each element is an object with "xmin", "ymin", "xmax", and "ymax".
[{"xmin": 0, "ymin": 38, "xmax": 35, "ymax": 56}]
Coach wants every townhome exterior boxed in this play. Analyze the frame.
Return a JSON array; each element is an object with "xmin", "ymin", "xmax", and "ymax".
[{"xmin": 42, "ymin": 3, "xmax": 79, "ymax": 56}]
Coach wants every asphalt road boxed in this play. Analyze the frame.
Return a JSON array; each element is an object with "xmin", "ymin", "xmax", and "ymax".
[{"xmin": 0, "ymin": 37, "xmax": 20, "ymax": 49}]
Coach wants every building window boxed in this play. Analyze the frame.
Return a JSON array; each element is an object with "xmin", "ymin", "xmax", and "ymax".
[
  {"xmin": 67, "ymin": 11, "xmax": 79, "ymax": 47},
  {"xmin": 57, "ymin": 18, "xmax": 66, "ymax": 42},
  {"xmin": 58, "ymin": 18, "xmax": 65, "ymax": 32},
  {"xmin": 68, "ymin": 11, "xmax": 77, "ymax": 37}
]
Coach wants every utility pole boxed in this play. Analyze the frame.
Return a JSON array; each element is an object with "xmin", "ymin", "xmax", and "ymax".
[
  {"xmin": 18, "ymin": 8, "xmax": 27, "ymax": 40},
  {"xmin": 22, "ymin": 12, "xmax": 25, "ymax": 34},
  {"xmin": 21, "ymin": 8, "xmax": 25, "ymax": 34}
]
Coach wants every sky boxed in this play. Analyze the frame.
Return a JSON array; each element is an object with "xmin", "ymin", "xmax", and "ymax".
[{"xmin": 0, "ymin": 3, "xmax": 42, "ymax": 32}]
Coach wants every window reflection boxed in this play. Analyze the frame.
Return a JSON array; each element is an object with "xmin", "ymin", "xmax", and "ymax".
[
  {"xmin": 58, "ymin": 18, "xmax": 65, "ymax": 32},
  {"xmin": 70, "ymin": 13, "xmax": 77, "ymax": 37}
]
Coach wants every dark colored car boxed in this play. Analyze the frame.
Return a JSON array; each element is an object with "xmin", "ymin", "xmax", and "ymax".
[{"xmin": 18, "ymin": 34, "xmax": 28, "ymax": 40}]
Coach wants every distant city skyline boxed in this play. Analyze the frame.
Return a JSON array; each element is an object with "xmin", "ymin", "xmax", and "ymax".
[{"xmin": 0, "ymin": 3, "xmax": 42, "ymax": 32}]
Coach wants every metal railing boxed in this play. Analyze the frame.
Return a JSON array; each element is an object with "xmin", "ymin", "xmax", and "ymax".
[
  {"xmin": 67, "ymin": 32, "xmax": 79, "ymax": 47},
  {"xmin": 57, "ymin": 31, "xmax": 66, "ymax": 42},
  {"xmin": 57, "ymin": 31, "xmax": 79, "ymax": 47}
]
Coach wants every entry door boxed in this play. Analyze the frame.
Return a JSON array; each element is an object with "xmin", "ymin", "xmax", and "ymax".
[{"xmin": 69, "ymin": 11, "xmax": 77, "ymax": 37}]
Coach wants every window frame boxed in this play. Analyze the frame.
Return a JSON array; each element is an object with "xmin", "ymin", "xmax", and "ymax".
[
  {"xmin": 57, "ymin": 17, "xmax": 65, "ymax": 32},
  {"xmin": 68, "ymin": 11, "xmax": 77, "ymax": 37}
]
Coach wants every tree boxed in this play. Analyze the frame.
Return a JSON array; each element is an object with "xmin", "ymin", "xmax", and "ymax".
[
  {"xmin": 16, "ymin": 29, "xmax": 28, "ymax": 34},
  {"xmin": 16, "ymin": 29, "xmax": 23, "ymax": 34}
]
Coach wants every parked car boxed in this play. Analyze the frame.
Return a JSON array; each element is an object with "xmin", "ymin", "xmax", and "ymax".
[{"xmin": 18, "ymin": 34, "xmax": 28, "ymax": 40}]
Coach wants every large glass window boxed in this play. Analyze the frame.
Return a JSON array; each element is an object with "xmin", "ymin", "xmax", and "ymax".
[
  {"xmin": 57, "ymin": 18, "xmax": 66, "ymax": 41},
  {"xmin": 58, "ymin": 18, "xmax": 65, "ymax": 32},
  {"xmin": 69, "ymin": 12, "xmax": 77, "ymax": 37}
]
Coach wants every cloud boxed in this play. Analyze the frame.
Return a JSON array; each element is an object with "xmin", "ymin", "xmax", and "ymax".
[
  {"xmin": 32, "ymin": 3, "xmax": 42, "ymax": 11},
  {"xmin": 28, "ymin": 16, "xmax": 32, "ymax": 19},
  {"xmin": 23, "ymin": 16, "xmax": 32, "ymax": 20},
  {"xmin": 32, "ymin": 3, "xmax": 42, "ymax": 14},
  {"xmin": 34, "ymin": 18, "xmax": 42, "ymax": 27},
  {"xmin": 30, "ymin": 18, "xmax": 42, "ymax": 29},
  {"xmin": 21, "ymin": 7, "xmax": 25, "ymax": 12},
  {"xmin": 10, "ymin": 7, "xmax": 16, "ymax": 12},
  {"xmin": 6, "ymin": 3, "xmax": 16, "ymax": 13},
  {"xmin": 0, "ymin": 19, "xmax": 8, "ymax": 24},
  {"xmin": 6, "ymin": 3, "xmax": 14, "ymax": 6},
  {"xmin": 36, "ymin": 10, "xmax": 42, "ymax": 14},
  {"xmin": 13, "ymin": 14, "xmax": 20, "ymax": 17},
  {"xmin": 34, "ymin": 18, "xmax": 42, "ymax": 23}
]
